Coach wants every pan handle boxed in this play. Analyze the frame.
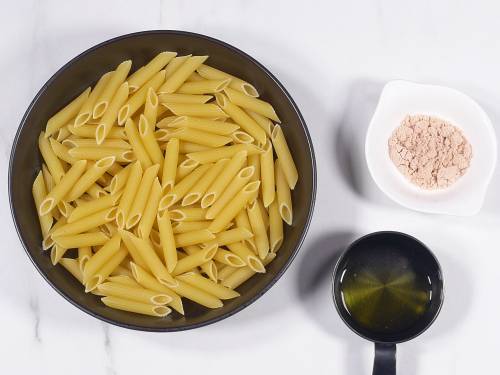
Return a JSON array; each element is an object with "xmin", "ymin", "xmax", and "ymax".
[{"xmin": 372, "ymin": 343, "xmax": 396, "ymax": 375}]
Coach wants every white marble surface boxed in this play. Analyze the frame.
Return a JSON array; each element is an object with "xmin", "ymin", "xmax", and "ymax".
[{"xmin": 2, "ymin": 1, "xmax": 500, "ymax": 373}]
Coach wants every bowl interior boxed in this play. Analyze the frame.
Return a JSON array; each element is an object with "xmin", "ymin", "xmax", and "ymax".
[
  {"xmin": 365, "ymin": 80, "xmax": 497, "ymax": 216},
  {"xmin": 9, "ymin": 31, "xmax": 316, "ymax": 331}
]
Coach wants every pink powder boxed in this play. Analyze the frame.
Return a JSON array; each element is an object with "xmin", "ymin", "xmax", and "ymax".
[{"xmin": 388, "ymin": 114, "xmax": 472, "ymax": 190}]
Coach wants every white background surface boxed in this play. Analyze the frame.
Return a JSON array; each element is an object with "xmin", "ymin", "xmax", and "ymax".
[{"xmin": 2, "ymin": 1, "xmax": 500, "ymax": 374}]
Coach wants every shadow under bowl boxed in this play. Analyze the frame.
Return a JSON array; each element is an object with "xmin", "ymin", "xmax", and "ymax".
[{"xmin": 9, "ymin": 30, "xmax": 316, "ymax": 331}]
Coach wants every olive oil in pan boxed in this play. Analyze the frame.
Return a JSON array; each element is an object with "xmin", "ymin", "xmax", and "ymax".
[{"xmin": 339, "ymin": 246, "xmax": 433, "ymax": 334}]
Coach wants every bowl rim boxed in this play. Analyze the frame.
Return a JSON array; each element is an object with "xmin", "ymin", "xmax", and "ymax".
[{"xmin": 8, "ymin": 30, "xmax": 317, "ymax": 332}]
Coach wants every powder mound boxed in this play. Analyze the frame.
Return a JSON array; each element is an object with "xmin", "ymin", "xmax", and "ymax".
[{"xmin": 388, "ymin": 114, "xmax": 472, "ymax": 190}]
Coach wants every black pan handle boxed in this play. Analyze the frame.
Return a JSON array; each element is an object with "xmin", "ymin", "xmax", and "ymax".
[{"xmin": 372, "ymin": 343, "xmax": 396, "ymax": 375}]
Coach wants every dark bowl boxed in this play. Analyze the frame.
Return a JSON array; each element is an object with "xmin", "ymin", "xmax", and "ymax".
[{"xmin": 9, "ymin": 30, "xmax": 316, "ymax": 331}]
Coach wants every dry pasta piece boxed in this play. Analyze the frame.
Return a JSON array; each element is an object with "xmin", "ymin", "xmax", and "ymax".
[
  {"xmin": 39, "ymin": 132, "xmax": 65, "ymax": 183},
  {"xmin": 161, "ymin": 138, "xmax": 179, "ymax": 191},
  {"xmin": 127, "ymin": 51, "xmax": 176, "ymax": 93},
  {"xmin": 45, "ymin": 87, "xmax": 91, "ymax": 137},
  {"xmin": 201, "ymin": 150, "xmax": 247, "ymax": 208},
  {"xmin": 215, "ymin": 93, "xmax": 266, "ymax": 145},
  {"xmin": 101, "ymin": 296, "xmax": 171, "ymax": 317},
  {"xmin": 159, "ymin": 127, "xmax": 232, "ymax": 148},
  {"xmin": 88, "ymin": 246, "xmax": 129, "ymax": 291},
  {"xmin": 96, "ymin": 82, "xmax": 129, "ymax": 144},
  {"xmin": 137, "ymin": 178, "xmax": 162, "ymax": 239},
  {"xmin": 177, "ymin": 79, "xmax": 230, "ymax": 95},
  {"xmin": 49, "ymin": 138, "xmax": 77, "ymax": 164},
  {"xmin": 202, "ymin": 227, "xmax": 253, "ymax": 248},
  {"xmin": 205, "ymin": 165, "xmax": 255, "ymax": 219},
  {"xmin": 213, "ymin": 248, "xmax": 245, "ymax": 267},
  {"xmin": 158, "ymin": 56, "xmax": 208, "ymax": 94},
  {"xmin": 182, "ymin": 158, "xmax": 228, "ymax": 206},
  {"xmin": 157, "ymin": 210, "xmax": 177, "ymax": 273},
  {"xmin": 93, "ymin": 60, "xmax": 132, "ymax": 118},
  {"xmin": 164, "ymin": 102, "xmax": 228, "ymax": 118},
  {"xmin": 167, "ymin": 116, "xmax": 239, "ymax": 135},
  {"xmin": 68, "ymin": 192, "xmax": 120, "ymax": 223},
  {"xmin": 174, "ymin": 229, "xmax": 215, "ymax": 247},
  {"xmin": 75, "ymin": 72, "xmax": 112, "ymax": 127},
  {"xmin": 222, "ymin": 253, "xmax": 276, "ymax": 289},
  {"xmin": 126, "ymin": 164, "xmax": 159, "ymax": 229},
  {"xmin": 172, "ymin": 221, "xmax": 211, "ymax": 234},
  {"xmin": 186, "ymin": 144, "xmax": 262, "ymax": 164},
  {"xmin": 124, "ymin": 118, "xmax": 153, "ymax": 169},
  {"xmin": 66, "ymin": 156, "xmax": 116, "ymax": 201},
  {"xmin": 172, "ymin": 244, "xmax": 217, "ymax": 275},
  {"xmin": 260, "ymin": 140, "xmax": 275, "ymax": 207},
  {"xmin": 226, "ymin": 242, "xmax": 264, "ymax": 273},
  {"xmin": 158, "ymin": 93, "xmax": 213, "ymax": 104},
  {"xmin": 68, "ymin": 147, "xmax": 134, "ymax": 163},
  {"xmin": 82, "ymin": 234, "xmax": 121, "ymax": 283},
  {"xmin": 176, "ymin": 272, "xmax": 239, "ymax": 299},
  {"xmin": 32, "ymin": 172, "xmax": 53, "ymax": 238},
  {"xmin": 170, "ymin": 278, "xmax": 223, "ymax": 309},
  {"xmin": 97, "ymin": 282, "xmax": 172, "ymax": 305},
  {"xmin": 68, "ymin": 124, "xmax": 127, "ymax": 139},
  {"xmin": 51, "ymin": 207, "xmax": 116, "ymax": 237},
  {"xmin": 138, "ymin": 117, "xmax": 163, "ymax": 169},
  {"xmin": 196, "ymin": 64, "xmax": 259, "ymax": 97},
  {"xmin": 247, "ymin": 199, "xmax": 270, "ymax": 260},
  {"xmin": 116, "ymin": 161, "xmax": 142, "ymax": 228},
  {"xmin": 271, "ymin": 125, "xmax": 298, "ymax": 189},
  {"xmin": 78, "ymin": 246, "xmax": 92, "ymax": 272},
  {"xmin": 208, "ymin": 181, "xmax": 260, "ymax": 233},
  {"xmin": 268, "ymin": 199, "xmax": 284, "ymax": 252},
  {"xmin": 275, "ymin": 159, "xmax": 293, "ymax": 225},
  {"xmin": 53, "ymin": 232, "xmax": 109, "ymax": 248},
  {"xmin": 224, "ymin": 87, "xmax": 280, "ymax": 122},
  {"xmin": 39, "ymin": 160, "xmax": 87, "ymax": 215}
]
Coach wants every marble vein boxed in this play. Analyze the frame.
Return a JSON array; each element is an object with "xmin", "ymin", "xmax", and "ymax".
[{"xmin": 29, "ymin": 296, "xmax": 41, "ymax": 343}]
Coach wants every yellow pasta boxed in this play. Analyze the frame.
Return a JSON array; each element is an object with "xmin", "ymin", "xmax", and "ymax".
[
  {"xmin": 124, "ymin": 118, "xmax": 152, "ymax": 169},
  {"xmin": 157, "ymin": 210, "xmax": 177, "ymax": 273},
  {"xmin": 96, "ymin": 82, "xmax": 129, "ymax": 144},
  {"xmin": 39, "ymin": 132, "xmax": 65, "ymax": 183},
  {"xmin": 126, "ymin": 164, "xmax": 159, "ymax": 229},
  {"xmin": 118, "ymin": 69, "xmax": 166, "ymax": 125},
  {"xmin": 205, "ymin": 165, "xmax": 255, "ymax": 219},
  {"xmin": 39, "ymin": 160, "xmax": 87, "ymax": 215},
  {"xmin": 127, "ymin": 51, "xmax": 176, "ymax": 93},
  {"xmin": 201, "ymin": 150, "xmax": 247, "ymax": 208},
  {"xmin": 196, "ymin": 64, "xmax": 259, "ymax": 97},
  {"xmin": 224, "ymin": 87, "xmax": 280, "ymax": 122},
  {"xmin": 158, "ymin": 93, "xmax": 213, "ymax": 104},
  {"xmin": 45, "ymin": 87, "xmax": 91, "ymax": 138},
  {"xmin": 161, "ymin": 138, "xmax": 179, "ymax": 191},
  {"xmin": 182, "ymin": 158, "xmax": 228, "ymax": 206},
  {"xmin": 34, "ymin": 52, "xmax": 300, "ymax": 318},
  {"xmin": 116, "ymin": 161, "xmax": 142, "ymax": 228},
  {"xmin": 66, "ymin": 156, "xmax": 115, "ymax": 201},
  {"xmin": 215, "ymin": 93, "xmax": 266, "ymax": 145},
  {"xmin": 271, "ymin": 125, "xmax": 298, "ymax": 189},
  {"xmin": 32, "ymin": 172, "xmax": 53, "ymax": 238},
  {"xmin": 93, "ymin": 60, "xmax": 132, "ymax": 119},
  {"xmin": 275, "ymin": 159, "xmax": 293, "ymax": 225},
  {"xmin": 163, "ymin": 102, "xmax": 228, "ymax": 118},
  {"xmin": 137, "ymin": 178, "xmax": 162, "ymax": 239},
  {"xmin": 138, "ymin": 115, "xmax": 164, "ymax": 168},
  {"xmin": 177, "ymin": 79, "xmax": 230, "ymax": 95},
  {"xmin": 176, "ymin": 272, "xmax": 239, "ymax": 299},
  {"xmin": 53, "ymin": 232, "xmax": 109, "ymax": 248},
  {"xmin": 166, "ymin": 116, "xmax": 239, "ymax": 135},
  {"xmin": 208, "ymin": 181, "xmax": 260, "ymax": 233},
  {"xmin": 158, "ymin": 56, "xmax": 208, "ymax": 94},
  {"xmin": 186, "ymin": 144, "xmax": 262, "ymax": 164},
  {"xmin": 260, "ymin": 140, "xmax": 275, "ymax": 207},
  {"xmin": 101, "ymin": 296, "xmax": 171, "ymax": 317},
  {"xmin": 75, "ymin": 72, "xmax": 112, "ymax": 127}
]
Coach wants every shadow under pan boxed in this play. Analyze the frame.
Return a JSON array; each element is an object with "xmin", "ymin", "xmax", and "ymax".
[{"xmin": 9, "ymin": 30, "xmax": 316, "ymax": 331}]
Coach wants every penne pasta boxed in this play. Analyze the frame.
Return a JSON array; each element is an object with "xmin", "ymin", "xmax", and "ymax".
[
  {"xmin": 271, "ymin": 125, "xmax": 298, "ymax": 189},
  {"xmin": 213, "ymin": 248, "xmax": 245, "ymax": 267},
  {"xmin": 260, "ymin": 140, "xmax": 276, "ymax": 207},
  {"xmin": 75, "ymin": 72, "xmax": 112, "ymax": 127},
  {"xmin": 164, "ymin": 55, "xmax": 191, "ymax": 80},
  {"xmin": 127, "ymin": 51, "xmax": 176, "ymax": 93},
  {"xmin": 144, "ymin": 88, "xmax": 159, "ymax": 129},
  {"xmin": 116, "ymin": 161, "xmax": 142, "ymax": 228},
  {"xmin": 224, "ymin": 87, "xmax": 280, "ymax": 122},
  {"xmin": 60, "ymin": 258, "xmax": 84, "ymax": 284},
  {"xmin": 96, "ymin": 82, "xmax": 129, "ymax": 144},
  {"xmin": 201, "ymin": 150, "xmax": 247, "ymax": 208},
  {"xmin": 124, "ymin": 118, "xmax": 153, "ymax": 169},
  {"xmin": 186, "ymin": 144, "xmax": 262, "ymax": 164},
  {"xmin": 101, "ymin": 296, "xmax": 171, "ymax": 317},
  {"xmin": 45, "ymin": 87, "xmax": 91, "ymax": 137},
  {"xmin": 226, "ymin": 242, "xmax": 265, "ymax": 273},
  {"xmin": 32, "ymin": 172, "xmax": 53, "ymax": 238},
  {"xmin": 137, "ymin": 178, "xmax": 162, "ymax": 239},
  {"xmin": 182, "ymin": 158, "xmax": 228, "ymax": 206},
  {"xmin": 170, "ymin": 207, "xmax": 207, "ymax": 222},
  {"xmin": 97, "ymin": 282, "xmax": 172, "ymax": 306},
  {"xmin": 172, "ymin": 244, "xmax": 217, "ymax": 275},
  {"xmin": 126, "ymin": 164, "xmax": 159, "ymax": 229},
  {"xmin": 93, "ymin": 60, "xmax": 132, "ymax": 119},
  {"xmin": 157, "ymin": 210, "xmax": 177, "ymax": 273},
  {"xmin": 68, "ymin": 123, "xmax": 127, "ymax": 139},
  {"xmin": 66, "ymin": 156, "xmax": 116, "ymax": 201},
  {"xmin": 159, "ymin": 127, "xmax": 232, "ymax": 148},
  {"xmin": 82, "ymin": 234, "xmax": 121, "ymax": 283},
  {"xmin": 171, "ymin": 220, "xmax": 211, "ymax": 234},
  {"xmin": 170, "ymin": 278, "xmax": 223, "ymax": 309},
  {"xmin": 268, "ymin": 199, "xmax": 284, "ymax": 252},
  {"xmin": 196, "ymin": 64, "xmax": 259, "ymax": 97},
  {"xmin": 78, "ymin": 246, "xmax": 92, "ymax": 272},
  {"xmin": 202, "ymin": 227, "xmax": 253, "ymax": 248},
  {"xmin": 68, "ymin": 192, "xmax": 120, "ymax": 223},
  {"xmin": 177, "ymin": 79, "xmax": 230, "ymax": 95},
  {"xmin": 68, "ymin": 147, "xmax": 134, "ymax": 163},
  {"xmin": 247, "ymin": 199, "xmax": 269, "ymax": 260},
  {"xmin": 208, "ymin": 181, "xmax": 260, "ymax": 233},
  {"xmin": 222, "ymin": 253, "xmax": 276, "ymax": 289},
  {"xmin": 246, "ymin": 109, "xmax": 273, "ymax": 137},
  {"xmin": 163, "ymin": 102, "xmax": 228, "ymax": 118},
  {"xmin": 158, "ymin": 56, "xmax": 208, "ymax": 94},
  {"xmin": 39, "ymin": 132, "xmax": 65, "ymax": 183},
  {"xmin": 49, "ymin": 138, "xmax": 77, "ymax": 164},
  {"xmin": 51, "ymin": 207, "xmax": 116, "ymax": 237},
  {"xmin": 53, "ymin": 232, "xmax": 109, "ymax": 248},
  {"xmin": 215, "ymin": 93, "xmax": 266, "ymax": 145},
  {"xmin": 161, "ymin": 137, "xmax": 179, "ymax": 191},
  {"xmin": 137, "ymin": 115, "xmax": 164, "ymax": 168},
  {"xmin": 166, "ymin": 116, "xmax": 239, "ymax": 135},
  {"xmin": 174, "ymin": 229, "xmax": 215, "ymax": 247},
  {"xmin": 159, "ymin": 93, "xmax": 213, "ymax": 104},
  {"xmin": 275, "ymin": 159, "xmax": 293, "ymax": 225},
  {"xmin": 109, "ymin": 163, "xmax": 132, "ymax": 195},
  {"xmin": 176, "ymin": 272, "xmax": 239, "ymax": 299}
]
